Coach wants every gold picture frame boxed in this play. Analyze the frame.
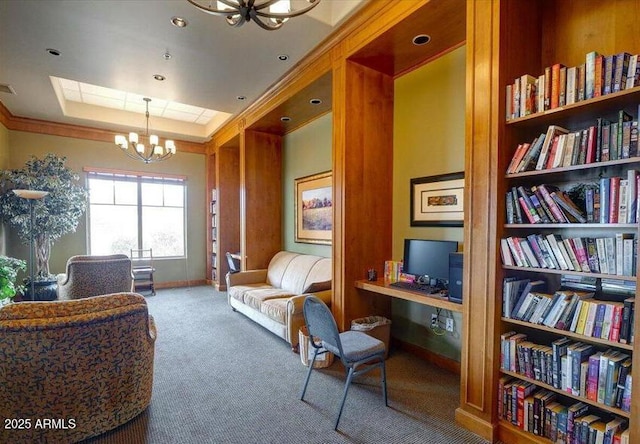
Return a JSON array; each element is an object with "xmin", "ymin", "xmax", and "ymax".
[{"xmin": 295, "ymin": 171, "xmax": 332, "ymax": 245}]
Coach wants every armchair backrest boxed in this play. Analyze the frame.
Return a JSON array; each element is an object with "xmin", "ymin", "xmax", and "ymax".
[
  {"xmin": 58, "ymin": 254, "xmax": 133, "ymax": 300},
  {"xmin": 0, "ymin": 293, "xmax": 156, "ymax": 443}
]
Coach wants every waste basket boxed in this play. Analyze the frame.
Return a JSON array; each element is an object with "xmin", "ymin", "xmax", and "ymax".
[
  {"xmin": 351, "ymin": 316, "xmax": 391, "ymax": 359},
  {"xmin": 299, "ymin": 326, "xmax": 334, "ymax": 368}
]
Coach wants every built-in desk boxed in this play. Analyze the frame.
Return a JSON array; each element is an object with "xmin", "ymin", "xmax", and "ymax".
[{"xmin": 355, "ymin": 279, "xmax": 463, "ymax": 313}]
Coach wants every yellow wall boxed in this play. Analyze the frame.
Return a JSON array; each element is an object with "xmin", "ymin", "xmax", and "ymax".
[
  {"xmin": 392, "ymin": 45, "xmax": 466, "ymax": 360},
  {"xmin": 4, "ymin": 130, "xmax": 207, "ymax": 284},
  {"xmin": 282, "ymin": 112, "xmax": 332, "ymax": 256}
]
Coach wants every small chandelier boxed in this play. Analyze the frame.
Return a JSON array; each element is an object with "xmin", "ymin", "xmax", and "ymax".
[
  {"xmin": 186, "ymin": 0, "xmax": 320, "ymax": 31},
  {"xmin": 114, "ymin": 98, "xmax": 176, "ymax": 164}
]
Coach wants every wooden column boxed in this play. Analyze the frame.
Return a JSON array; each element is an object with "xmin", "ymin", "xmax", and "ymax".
[
  {"xmin": 332, "ymin": 53, "xmax": 394, "ymax": 330},
  {"xmin": 455, "ymin": 1, "xmax": 501, "ymax": 441},
  {"xmin": 241, "ymin": 129, "xmax": 282, "ymax": 270},
  {"xmin": 215, "ymin": 144, "xmax": 241, "ymax": 290}
]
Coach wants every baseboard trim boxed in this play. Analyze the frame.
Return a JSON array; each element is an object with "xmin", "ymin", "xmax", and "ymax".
[
  {"xmin": 454, "ymin": 407, "xmax": 496, "ymax": 442},
  {"xmin": 154, "ymin": 280, "xmax": 207, "ymax": 289},
  {"xmin": 393, "ymin": 338, "xmax": 461, "ymax": 375}
]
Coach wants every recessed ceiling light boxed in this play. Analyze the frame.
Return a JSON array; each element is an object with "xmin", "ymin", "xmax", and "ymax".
[
  {"xmin": 412, "ymin": 34, "xmax": 431, "ymax": 46},
  {"xmin": 163, "ymin": 52, "xmax": 172, "ymax": 61},
  {"xmin": 46, "ymin": 48, "xmax": 61, "ymax": 56},
  {"xmin": 309, "ymin": 98, "xmax": 322, "ymax": 105},
  {"xmin": 237, "ymin": 95, "xmax": 246, "ymax": 101},
  {"xmin": 171, "ymin": 17, "xmax": 188, "ymax": 28},
  {"xmin": 277, "ymin": 54, "xmax": 289, "ymax": 61},
  {"xmin": 153, "ymin": 74, "xmax": 166, "ymax": 81},
  {"xmin": 280, "ymin": 116, "xmax": 291, "ymax": 122}
]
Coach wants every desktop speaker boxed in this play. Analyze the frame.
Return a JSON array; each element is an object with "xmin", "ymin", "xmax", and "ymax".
[{"xmin": 448, "ymin": 252, "xmax": 463, "ymax": 304}]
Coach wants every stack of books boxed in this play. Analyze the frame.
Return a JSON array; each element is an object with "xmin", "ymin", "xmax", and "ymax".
[
  {"xmin": 502, "ymin": 280, "xmax": 636, "ymax": 345},
  {"xmin": 500, "ymin": 332, "xmax": 633, "ymax": 412},
  {"xmin": 506, "ymin": 116, "xmax": 639, "ymax": 175},
  {"xmin": 498, "ymin": 376, "xmax": 631, "ymax": 443},
  {"xmin": 506, "ymin": 172, "xmax": 640, "ymax": 225},
  {"xmin": 500, "ymin": 233, "xmax": 637, "ymax": 277},
  {"xmin": 506, "ymin": 50, "xmax": 640, "ymax": 121}
]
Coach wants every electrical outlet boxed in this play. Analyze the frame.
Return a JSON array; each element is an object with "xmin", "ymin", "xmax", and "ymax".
[
  {"xmin": 445, "ymin": 318, "xmax": 454, "ymax": 332},
  {"xmin": 431, "ymin": 313, "xmax": 438, "ymax": 328}
]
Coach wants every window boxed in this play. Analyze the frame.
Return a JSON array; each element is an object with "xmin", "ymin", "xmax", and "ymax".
[{"xmin": 87, "ymin": 170, "xmax": 186, "ymax": 258}]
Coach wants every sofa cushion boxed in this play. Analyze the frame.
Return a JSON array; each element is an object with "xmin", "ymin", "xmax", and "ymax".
[
  {"xmin": 280, "ymin": 254, "xmax": 325, "ymax": 294},
  {"xmin": 303, "ymin": 280, "xmax": 332, "ymax": 293},
  {"xmin": 260, "ymin": 298, "xmax": 288, "ymax": 324},
  {"xmin": 228, "ymin": 283, "xmax": 272, "ymax": 302},
  {"xmin": 303, "ymin": 257, "xmax": 332, "ymax": 293},
  {"xmin": 266, "ymin": 251, "xmax": 299, "ymax": 288},
  {"xmin": 243, "ymin": 288, "xmax": 295, "ymax": 311}
]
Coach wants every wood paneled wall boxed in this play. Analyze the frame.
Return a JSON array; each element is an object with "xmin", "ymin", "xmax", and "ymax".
[
  {"xmin": 215, "ymin": 145, "xmax": 241, "ymax": 289},
  {"xmin": 332, "ymin": 57, "xmax": 394, "ymax": 329},
  {"xmin": 454, "ymin": 1, "xmax": 500, "ymax": 440},
  {"xmin": 241, "ymin": 130, "xmax": 282, "ymax": 270}
]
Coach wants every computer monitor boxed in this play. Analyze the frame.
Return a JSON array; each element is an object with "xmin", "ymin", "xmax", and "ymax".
[{"xmin": 402, "ymin": 239, "xmax": 458, "ymax": 285}]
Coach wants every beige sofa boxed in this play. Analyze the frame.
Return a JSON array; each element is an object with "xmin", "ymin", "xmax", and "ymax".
[{"xmin": 226, "ymin": 251, "xmax": 331, "ymax": 352}]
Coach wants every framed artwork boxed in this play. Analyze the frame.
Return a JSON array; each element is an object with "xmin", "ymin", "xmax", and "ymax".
[
  {"xmin": 295, "ymin": 171, "xmax": 332, "ymax": 244},
  {"xmin": 410, "ymin": 172, "xmax": 464, "ymax": 227}
]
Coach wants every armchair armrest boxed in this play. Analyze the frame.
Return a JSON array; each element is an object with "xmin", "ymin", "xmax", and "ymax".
[{"xmin": 226, "ymin": 269, "xmax": 268, "ymax": 287}]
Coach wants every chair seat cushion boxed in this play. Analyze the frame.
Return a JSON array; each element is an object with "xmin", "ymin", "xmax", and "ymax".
[{"xmin": 323, "ymin": 330, "xmax": 385, "ymax": 362}]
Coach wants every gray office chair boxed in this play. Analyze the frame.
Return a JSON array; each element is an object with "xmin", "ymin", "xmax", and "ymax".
[
  {"xmin": 300, "ymin": 295, "xmax": 388, "ymax": 430},
  {"xmin": 225, "ymin": 252, "xmax": 240, "ymax": 273}
]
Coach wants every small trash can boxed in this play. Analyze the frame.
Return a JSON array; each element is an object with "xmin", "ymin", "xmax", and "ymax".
[
  {"xmin": 299, "ymin": 326, "xmax": 334, "ymax": 368},
  {"xmin": 351, "ymin": 316, "xmax": 391, "ymax": 359}
]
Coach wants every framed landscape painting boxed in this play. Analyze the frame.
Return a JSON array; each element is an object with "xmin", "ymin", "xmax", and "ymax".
[
  {"xmin": 295, "ymin": 171, "xmax": 332, "ymax": 244},
  {"xmin": 410, "ymin": 172, "xmax": 464, "ymax": 227}
]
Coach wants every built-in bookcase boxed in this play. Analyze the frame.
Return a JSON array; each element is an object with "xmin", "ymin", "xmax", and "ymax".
[
  {"xmin": 498, "ymin": 88, "xmax": 640, "ymax": 439},
  {"xmin": 490, "ymin": 2, "xmax": 640, "ymax": 443},
  {"xmin": 210, "ymin": 188, "xmax": 217, "ymax": 283}
]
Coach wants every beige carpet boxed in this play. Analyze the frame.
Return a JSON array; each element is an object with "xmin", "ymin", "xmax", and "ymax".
[{"xmin": 83, "ymin": 286, "xmax": 489, "ymax": 444}]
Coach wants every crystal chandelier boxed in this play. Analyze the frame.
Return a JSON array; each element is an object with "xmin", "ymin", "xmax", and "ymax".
[
  {"xmin": 186, "ymin": 0, "xmax": 320, "ymax": 31},
  {"xmin": 114, "ymin": 98, "xmax": 176, "ymax": 164}
]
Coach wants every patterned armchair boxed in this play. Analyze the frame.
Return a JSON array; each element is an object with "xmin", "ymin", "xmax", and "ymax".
[
  {"xmin": 0, "ymin": 293, "xmax": 156, "ymax": 443},
  {"xmin": 57, "ymin": 254, "xmax": 133, "ymax": 300}
]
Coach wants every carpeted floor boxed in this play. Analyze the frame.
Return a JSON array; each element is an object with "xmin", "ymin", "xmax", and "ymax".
[{"xmin": 83, "ymin": 286, "xmax": 489, "ymax": 444}]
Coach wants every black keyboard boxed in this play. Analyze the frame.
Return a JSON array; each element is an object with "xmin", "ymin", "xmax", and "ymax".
[{"xmin": 389, "ymin": 281, "xmax": 442, "ymax": 294}]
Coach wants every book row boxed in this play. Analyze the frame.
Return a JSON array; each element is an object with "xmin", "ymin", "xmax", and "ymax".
[
  {"xmin": 501, "ymin": 331, "xmax": 632, "ymax": 411},
  {"xmin": 507, "ymin": 112, "xmax": 639, "ymax": 175},
  {"xmin": 498, "ymin": 377, "xmax": 631, "ymax": 444},
  {"xmin": 500, "ymin": 234, "xmax": 637, "ymax": 277},
  {"xmin": 503, "ymin": 280, "xmax": 636, "ymax": 344},
  {"xmin": 507, "ymin": 172, "xmax": 640, "ymax": 225},
  {"xmin": 506, "ymin": 50, "xmax": 640, "ymax": 121}
]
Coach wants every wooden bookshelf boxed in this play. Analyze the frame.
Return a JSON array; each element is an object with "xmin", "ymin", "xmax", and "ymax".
[
  {"xmin": 501, "ymin": 369, "xmax": 631, "ymax": 419},
  {"xmin": 502, "ymin": 317, "xmax": 634, "ymax": 352},
  {"xmin": 501, "ymin": 266, "xmax": 638, "ymax": 282},
  {"xmin": 461, "ymin": 1, "xmax": 640, "ymax": 442}
]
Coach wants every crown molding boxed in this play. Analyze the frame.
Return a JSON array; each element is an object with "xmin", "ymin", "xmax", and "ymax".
[{"xmin": 0, "ymin": 100, "xmax": 206, "ymax": 155}]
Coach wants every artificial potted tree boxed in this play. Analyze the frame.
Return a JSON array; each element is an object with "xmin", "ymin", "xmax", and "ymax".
[
  {"xmin": 0, "ymin": 255, "xmax": 26, "ymax": 306},
  {"xmin": 0, "ymin": 154, "xmax": 87, "ymax": 300}
]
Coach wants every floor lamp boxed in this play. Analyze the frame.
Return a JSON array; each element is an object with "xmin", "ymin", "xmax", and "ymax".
[{"xmin": 13, "ymin": 189, "xmax": 49, "ymax": 301}]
